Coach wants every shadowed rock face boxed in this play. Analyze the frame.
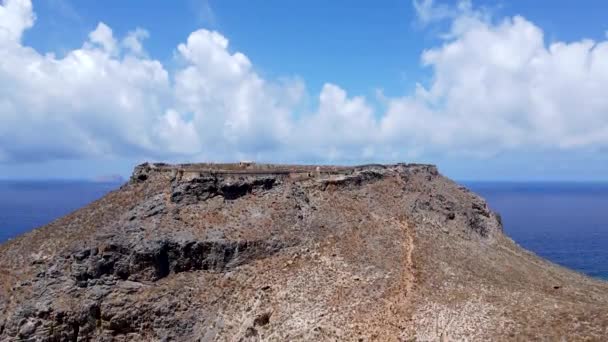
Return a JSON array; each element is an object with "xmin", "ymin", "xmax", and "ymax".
[
  {"xmin": 0, "ymin": 163, "xmax": 606, "ymax": 341},
  {"xmin": 71, "ymin": 238, "xmax": 284, "ymax": 285},
  {"xmin": 171, "ymin": 176, "xmax": 276, "ymax": 203}
]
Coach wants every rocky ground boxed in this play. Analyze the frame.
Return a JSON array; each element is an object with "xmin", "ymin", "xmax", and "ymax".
[{"xmin": 0, "ymin": 162, "xmax": 606, "ymax": 341}]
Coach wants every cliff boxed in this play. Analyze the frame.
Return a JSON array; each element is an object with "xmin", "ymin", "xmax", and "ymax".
[{"xmin": 0, "ymin": 163, "xmax": 606, "ymax": 341}]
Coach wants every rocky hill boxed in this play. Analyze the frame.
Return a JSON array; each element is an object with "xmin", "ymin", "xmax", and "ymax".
[{"xmin": 0, "ymin": 163, "xmax": 606, "ymax": 341}]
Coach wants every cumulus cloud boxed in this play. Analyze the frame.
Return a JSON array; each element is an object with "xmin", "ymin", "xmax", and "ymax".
[
  {"xmin": 388, "ymin": 4, "xmax": 608, "ymax": 153},
  {"xmin": 0, "ymin": 0, "xmax": 607, "ymax": 164},
  {"xmin": 292, "ymin": 84, "xmax": 378, "ymax": 160},
  {"xmin": 172, "ymin": 28, "xmax": 305, "ymax": 160},
  {"xmin": 0, "ymin": 1, "xmax": 171, "ymax": 161},
  {"xmin": 0, "ymin": 0, "xmax": 33, "ymax": 41},
  {"xmin": 413, "ymin": 0, "xmax": 456, "ymax": 24},
  {"xmin": 87, "ymin": 22, "xmax": 118, "ymax": 55},
  {"xmin": 122, "ymin": 28, "xmax": 149, "ymax": 56}
]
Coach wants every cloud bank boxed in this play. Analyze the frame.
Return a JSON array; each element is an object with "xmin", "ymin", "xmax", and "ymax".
[{"xmin": 1, "ymin": 0, "xmax": 607, "ymax": 164}]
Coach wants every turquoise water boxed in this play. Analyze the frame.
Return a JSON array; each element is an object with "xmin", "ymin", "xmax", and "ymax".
[{"xmin": 0, "ymin": 180, "xmax": 606, "ymax": 280}]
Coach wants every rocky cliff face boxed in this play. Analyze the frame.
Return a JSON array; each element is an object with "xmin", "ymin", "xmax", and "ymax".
[{"xmin": 0, "ymin": 163, "xmax": 606, "ymax": 341}]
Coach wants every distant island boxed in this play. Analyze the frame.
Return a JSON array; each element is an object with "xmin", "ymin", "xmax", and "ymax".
[{"xmin": 0, "ymin": 162, "xmax": 606, "ymax": 340}]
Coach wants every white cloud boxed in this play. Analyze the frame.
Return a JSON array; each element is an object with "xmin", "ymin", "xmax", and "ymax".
[
  {"xmin": 173, "ymin": 29, "xmax": 299, "ymax": 157},
  {"xmin": 413, "ymin": 0, "xmax": 477, "ymax": 26},
  {"xmin": 0, "ymin": 1, "xmax": 172, "ymax": 161},
  {"xmin": 292, "ymin": 84, "xmax": 378, "ymax": 160},
  {"xmin": 0, "ymin": 0, "xmax": 34, "ymax": 42},
  {"xmin": 0, "ymin": 0, "xmax": 607, "ymax": 165},
  {"xmin": 87, "ymin": 22, "xmax": 118, "ymax": 55},
  {"xmin": 387, "ymin": 10, "xmax": 608, "ymax": 154},
  {"xmin": 413, "ymin": 0, "xmax": 455, "ymax": 24},
  {"xmin": 154, "ymin": 109, "xmax": 200, "ymax": 154},
  {"xmin": 122, "ymin": 28, "xmax": 149, "ymax": 56}
]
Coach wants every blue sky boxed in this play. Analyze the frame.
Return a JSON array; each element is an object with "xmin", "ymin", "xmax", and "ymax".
[
  {"xmin": 25, "ymin": 0, "xmax": 608, "ymax": 97},
  {"xmin": 1, "ymin": 0, "xmax": 608, "ymax": 180}
]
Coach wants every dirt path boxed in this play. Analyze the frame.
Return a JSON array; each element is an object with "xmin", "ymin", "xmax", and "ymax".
[{"xmin": 402, "ymin": 220, "xmax": 416, "ymax": 298}]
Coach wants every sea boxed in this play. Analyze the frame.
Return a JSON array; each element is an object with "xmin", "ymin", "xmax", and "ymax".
[
  {"xmin": 466, "ymin": 182, "xmax": 608, "ymax": 280},
  {"xmin": 0, "ymin": 180, "xmax": 606, "ymax": 280}
]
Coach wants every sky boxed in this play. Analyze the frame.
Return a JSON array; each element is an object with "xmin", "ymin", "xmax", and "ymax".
[{"xmin": 1, "ymin": 0, "xmax": 608, "ymax": 181}]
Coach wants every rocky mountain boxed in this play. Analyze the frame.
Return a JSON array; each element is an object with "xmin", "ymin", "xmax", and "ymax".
[{"xmin": 0, "ymin": 162, "xmax": 606, "ymax": 341}]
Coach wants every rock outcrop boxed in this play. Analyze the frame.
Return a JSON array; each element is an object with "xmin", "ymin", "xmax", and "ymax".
[{"xmin": 0, "ymin": 162, "xmax": 606, "ymax": 341}]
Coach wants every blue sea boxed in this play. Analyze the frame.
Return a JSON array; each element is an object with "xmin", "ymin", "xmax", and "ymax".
[
  {"xmin": 0, "ymin": 180, "xmax": 606, "ymax": 280},
  {"xmin": 466, "ymin": 182, "xmax": 608, "ymax": 280},
  {"xmin": 0, "ymin": 181, "xmax": 120, "ymax": 242}
]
